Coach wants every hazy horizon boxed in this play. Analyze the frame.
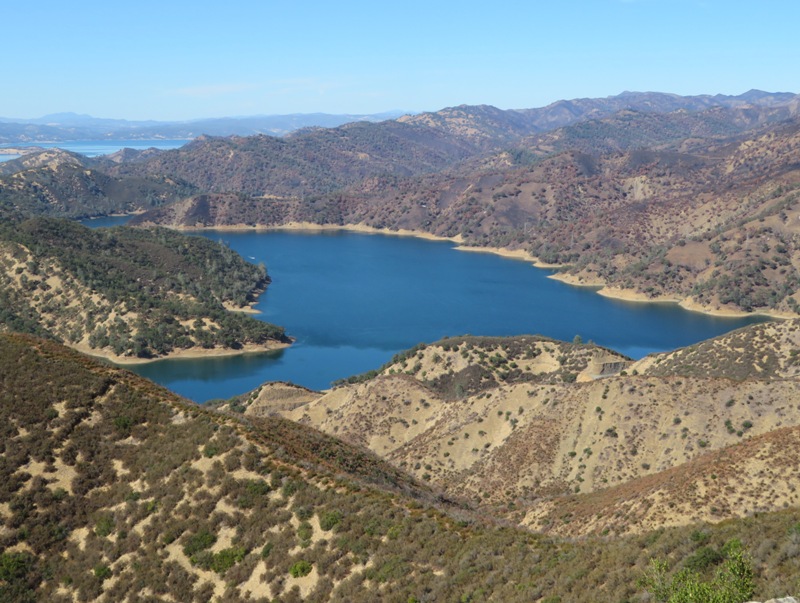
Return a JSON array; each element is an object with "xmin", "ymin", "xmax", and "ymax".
[{"xmin": 3, "ymin": 88, "xmax": 797, "ymax": 124}]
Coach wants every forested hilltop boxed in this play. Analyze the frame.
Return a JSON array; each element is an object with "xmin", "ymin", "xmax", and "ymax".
[
  {"xmin": 0, "ymin": 149, "xmax": 196, "ymax": 220},
  {"xmin": 0, "ymin": 218, "xmax": 289, "ymax": 361},
  {"xmin": 1, "ymin": 332, "xmax": 799, "ymax": 602}
]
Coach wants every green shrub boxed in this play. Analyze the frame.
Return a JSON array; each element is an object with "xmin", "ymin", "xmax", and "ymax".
[
  {"xmin": 685, "ymin": 546, "xmax": 724, "ymax": 571},
  {"xmin": 210, "ymin": 546, "xmax": 247, "ymax": 574},
  {"xmin": 183, "ymin": 529, "xmax": 217, "ymax": 557},
  {"xmin": 289, "ymin": 560, "xmax": 313, "ymax": 578},
  {"xmin": 319, "ymin": 510, "xmax": 343, "ymax": 531},
  {"xmin": 640, "ymin": 542, "xmax": 754, "ymax": 603},
  {"xmin": 93, "ymin": 564, "xmax": 112, "ymax": 581},
  {"xmin": 94, "ymin": 515, "xmax": 114, "ymax": 537}
]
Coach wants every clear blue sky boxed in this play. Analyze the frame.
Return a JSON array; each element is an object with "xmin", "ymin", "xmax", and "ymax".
[{"xmin": 4, "ymin": 0, "xmax": 798, "ymax": 120}]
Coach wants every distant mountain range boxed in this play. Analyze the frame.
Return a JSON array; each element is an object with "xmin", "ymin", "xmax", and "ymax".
[
  {"xmin": 2, "ymin": 89, "xmax": 797, "ymax": 144},
  {"xmin": 0, "ymin": 110, "xmax": 407, "ymax": 143}
]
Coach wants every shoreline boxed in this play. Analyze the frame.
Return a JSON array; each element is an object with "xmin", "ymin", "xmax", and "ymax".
[
  {"xmin": 72, "ymin": 340, "xmax": 291, "ymax": 366},
  {"xmin": 172, "ymin": 221, "xmax": 466, "ymax": 244},
  {"xmin": 550, "ymin": 272, "xmax": 791, "ymax": 319},
  {"xmin": 172, "ymin": 221, "xmax": 565, "ymax": 267},
  {"xmin": 454, "ymin": 244, "xmax": 563, "ymax": 268},
  {"xmin": 146, "ymin": 219, "xmax": 795, "ymax": 321}
]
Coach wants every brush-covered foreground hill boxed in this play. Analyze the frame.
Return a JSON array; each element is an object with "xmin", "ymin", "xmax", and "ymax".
[
  {"xmin": 135, "ymin": 113, "xmax": 800, "ymax": 316},
  {"xmin": 0, "ymin": 149, "xmax": 195, "ymax": 220},
  {"xmin": 0, "ymin": 218, "xmax": 288, "ymax": 361},
  {"xmin": 2, "ymin": 333, "xmax": 800, "ymax": 602},
  {"xmin": 227, "ymin": 322, "xmax": 800, "ymax": 541}
]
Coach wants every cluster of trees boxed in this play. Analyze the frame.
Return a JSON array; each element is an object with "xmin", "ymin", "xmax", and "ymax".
[{"xmin": 0, "ymin": 218, "xmax": 288, "ymax": 357}]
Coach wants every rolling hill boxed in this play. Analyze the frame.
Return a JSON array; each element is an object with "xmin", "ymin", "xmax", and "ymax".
[{"xmin": 219, "ymin": 321, "xmax": 800, "ymax": 544}]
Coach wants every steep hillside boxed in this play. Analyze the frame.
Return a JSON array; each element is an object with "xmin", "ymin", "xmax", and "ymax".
[
  {"xmin": 0, "ymin": 218, "xmax": 288, "ymax": 361},
  {"xmin": 109, "ymin": 119, "xmax": 487, "ymax": 198},
  {"xmin": 231, "ymin": 324, "xmax": 800, "ymax": 540},
  {"xmin": 513, "ymin": 104, "xmax": 800, "ymax": 159},
  {"xmin": 2, "ymin": 333, "xmax": 800, "ymax": 602}
]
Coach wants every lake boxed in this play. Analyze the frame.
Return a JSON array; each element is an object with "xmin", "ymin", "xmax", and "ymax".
[
  {"xmin": 0, "ymin": 139, "xmax": 190, "ymax": 158},
  {"xmin": 108, "ymin": 227, "xmax": 766, "ymax": 402}
]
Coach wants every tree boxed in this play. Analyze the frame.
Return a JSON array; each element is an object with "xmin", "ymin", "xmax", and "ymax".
[{"xmin": 639, "ymin": 541, "xmax": 755, "ymax": 603}]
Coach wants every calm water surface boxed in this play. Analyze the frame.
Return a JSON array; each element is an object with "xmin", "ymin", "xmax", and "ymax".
[
  {"xmin": 0, "ymin": 139, "xmax": 189, "ymax": 157},
  {"xmin": 109, "ymin": 228, "xmax": 766, "ymax": 402}
]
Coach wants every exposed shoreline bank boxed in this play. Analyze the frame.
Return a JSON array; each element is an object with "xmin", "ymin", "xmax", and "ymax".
[{"xmin": 549, "ymin": 272, "xmax": 792, "ymax": 319}]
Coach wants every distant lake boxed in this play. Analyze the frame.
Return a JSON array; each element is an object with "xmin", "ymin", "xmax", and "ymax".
[
  {"xmin": 0, "ymin": 139, "xmax": 190, "ymax": 157},
  {"xmin": 81, "ymin": 226, "xmax": 765, "ymax": 402}
]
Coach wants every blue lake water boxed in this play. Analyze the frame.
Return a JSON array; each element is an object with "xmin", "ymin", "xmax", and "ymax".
[
  {"xmin": 0, "ymin": 139, "xmax": 190, "ymax": 157},
  {"xmin": 93, "ymin": 226, "xmax": 766, "ymax": 402}
]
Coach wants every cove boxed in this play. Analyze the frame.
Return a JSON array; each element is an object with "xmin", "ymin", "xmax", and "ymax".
[{"xmin": 121, "ymin": 229, "xmax": 767, "ymax": 402}]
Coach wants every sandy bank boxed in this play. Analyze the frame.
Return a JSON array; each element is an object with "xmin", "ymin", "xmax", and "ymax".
[
  {"xmin": 547, "ymin": 272, "xmax": 605, "ymax": 288},
  {"xmin": 597, "ymin": 286, "xmax": 793, "ymax": 318},
  {"xmin": 222, "ymin": 300, "xmax": 261, "ymax": 314},
  {"xmin": 455, "ymin": 245, "xmax": 562, "ymax": 268},
  {"xmin": 72, "ymin": 340, "xmax": 290, "ymax": 366},
  {"xmin": 554, "ymin": 276, "xmax": 791, "ymax": 319}
]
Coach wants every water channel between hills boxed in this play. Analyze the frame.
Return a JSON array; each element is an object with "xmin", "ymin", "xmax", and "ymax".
[{"xmin": 81, "ymin": 220, "xmax": 767, "ymax": 403}]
